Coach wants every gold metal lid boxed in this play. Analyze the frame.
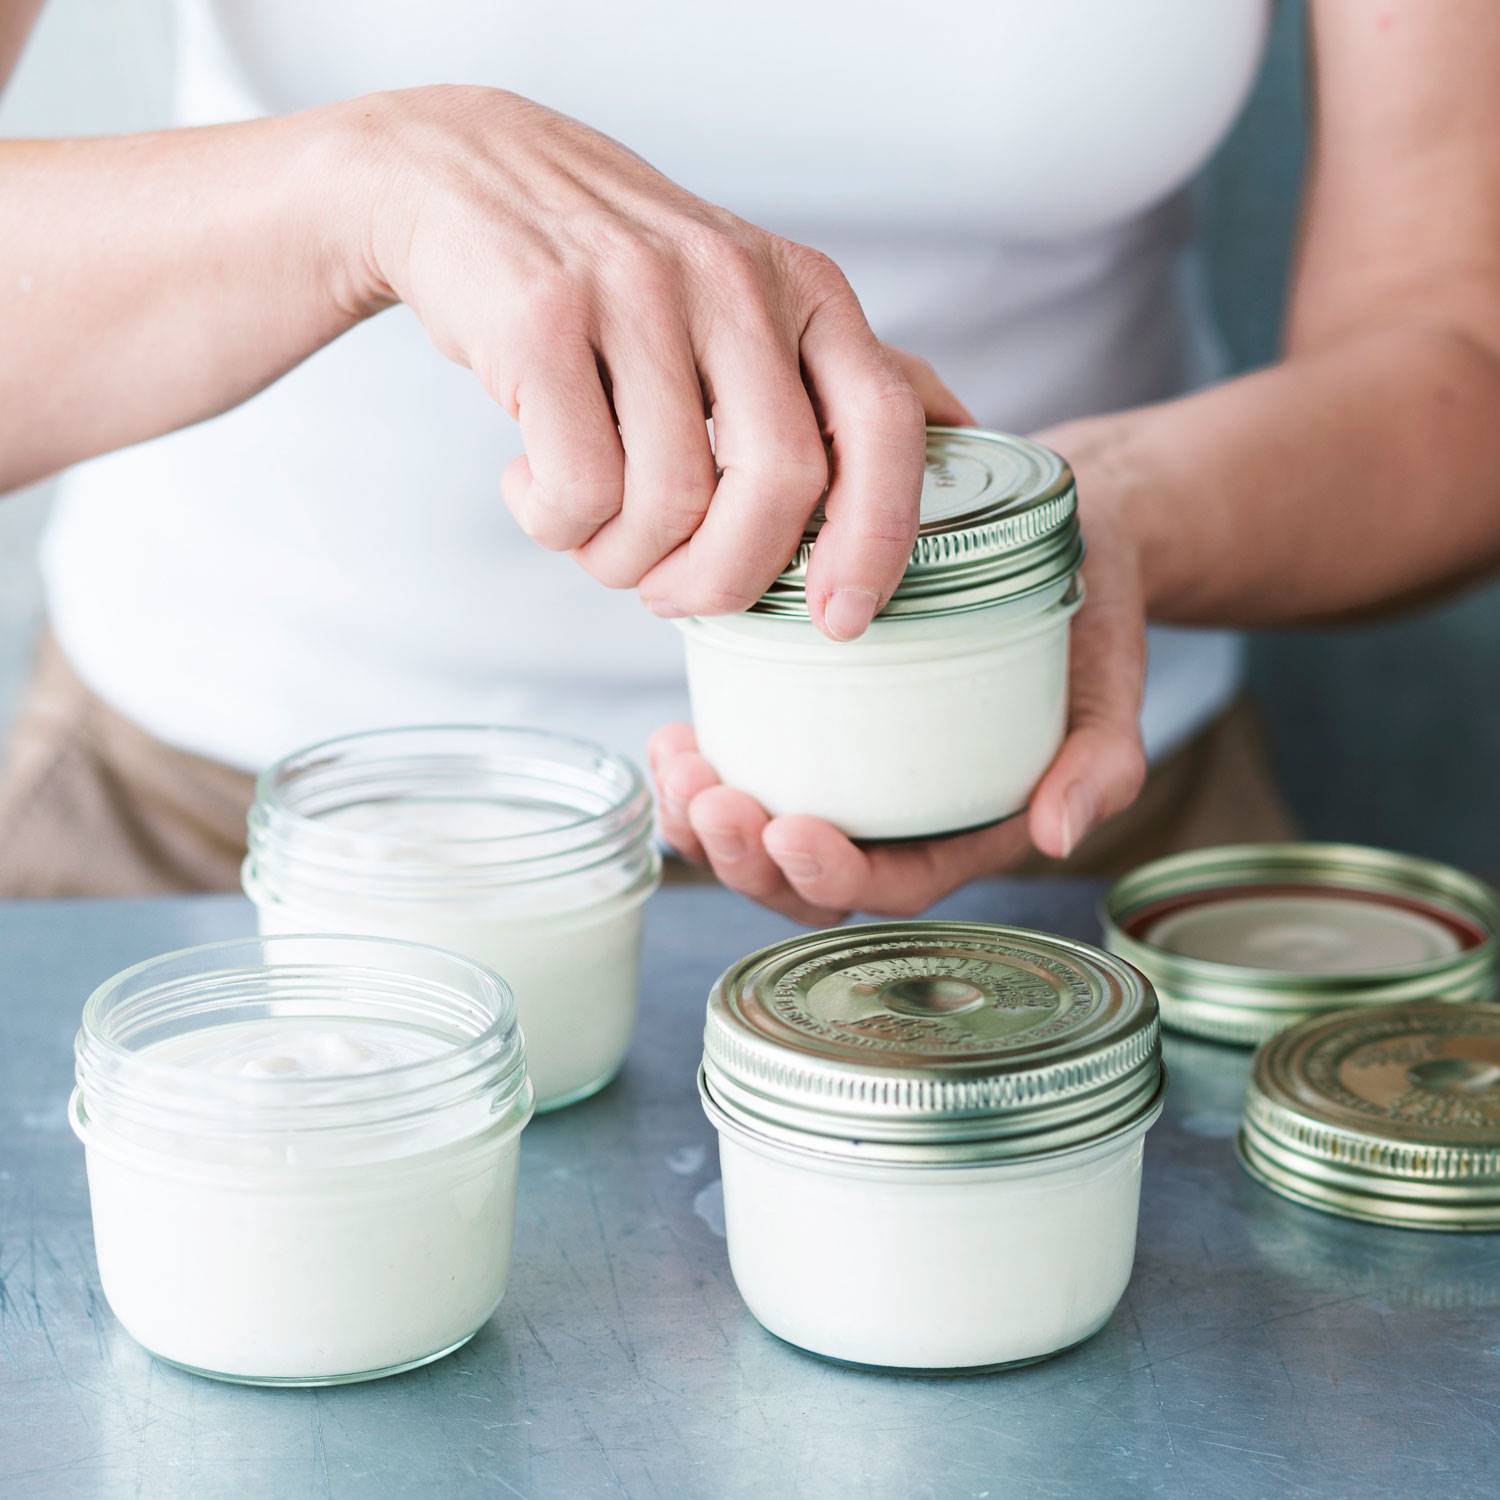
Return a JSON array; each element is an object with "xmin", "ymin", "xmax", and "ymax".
[
  {"xmin": 749, "ymin": 427, "xmax": 1082, "ymax": 620},
  {"xmin": 701, "ymin": 921, "xmax": 1163, "ymax": 1165},
  {"xmin": 1238, "ymin": 1001, "xmax": 1500, "ymax": 1231},
  {"xmin": 1102, "ymin": 843, "xmax": 1500, "ymax": 1046}
]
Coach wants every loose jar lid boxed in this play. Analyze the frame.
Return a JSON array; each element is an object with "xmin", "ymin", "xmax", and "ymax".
[
  {"xmin": 1103, "ymin": 843, "xmax": 1500, "ymax": 1046},
  {"xmin": 1238, "ymin": 1002, "xmax": 1500, "ymax": 1231},
  {"xmin": 750, "ymin": 427, "xmax": 1082, "ymax": 619},
  {"xmin": 701, "ymin": 921, "xmax": 1163, "ymax": 1164}
]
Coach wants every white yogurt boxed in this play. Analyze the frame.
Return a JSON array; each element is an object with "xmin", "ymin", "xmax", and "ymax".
[
  {"xmin": 243, "ymin": 727, "xmax": 661, "ymax": 1111},
  {"xmin": 679, "ymin": 588, "xmax": 1077, "ymax": 839},
  {"xmin": 715, "ymin": 1119, "xmax": 1149, "ymax": 1370},
  {"xmin": 676, "ymin": 428, "xmax": 1083, "ymax": 840},
  {"xmin": 71, "ymin": 936, "xmax": 532, "ymax": 1386},
  {"xmin": 701, "ymin": 921, "xmax": 1164, "ymax": 1371}
]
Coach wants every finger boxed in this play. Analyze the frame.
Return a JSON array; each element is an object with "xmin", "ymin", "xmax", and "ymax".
[
  {"xmin": 763, "ymin": 813, "xmax": 1032, "ymax": 917},
  {"xmin": 571, "ymin": 307, "xmax": 718, "ymax": 588},
  {"xmin": 689, "ymin": 787, "xmax": 844, "ymax": 925},
  {"xmin": 655, "ymin": 749, "xmax": 721, "ymax": 865},
  {"xmin": 884, "ymin": 346, "xmax": 977, "ymax": 426},
  {"xmin": 499, "ymin": 331, "xmax": 625, "ymax": 552},
  {"xmin": 796, "ymin": 274, "xmax": 928, "ymax": 641},
  {"xmin": 638, "ymin": 291, "xmax": 828, "ymax": 617},
  {"xmin": 1028, "ymin": 545, "xmax": 1147, "ymax": 860},
  {"xmin": 646, "ymin": 721, "xmax": 698, "ymax": 781}
]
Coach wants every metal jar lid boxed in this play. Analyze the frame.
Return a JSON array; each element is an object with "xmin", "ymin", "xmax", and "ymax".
[
  {"xmin": 749, "ymin": 427, "xmax": 1082, "ymax": 620},
  {"xmin": 1238, "ymin": 1002, "xmax": 1500, "ymax": 1231},
  {"xmin": 701, "ymin": 921, "xmax": 1163, "ymax": 1165},
  {"xmin": 1103, "ymin": 843, "xmax": 1500, "ymax": 1047}
]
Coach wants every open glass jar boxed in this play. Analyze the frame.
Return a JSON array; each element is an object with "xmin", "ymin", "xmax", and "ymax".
[
  {"xmin": 700, "ymin": 921, "xmax": 1165, "ymax": 1372},
  {"xmin": 243, "ymin": 726, "xmax": 661, "ymax": 1110},
  {"xmin": 71, "ymin": 935, "xmax": 532, "ymax": 1385},
  {"xmin": 675, "ymin": 427, "xmax": 1083, "ymax": 840}
]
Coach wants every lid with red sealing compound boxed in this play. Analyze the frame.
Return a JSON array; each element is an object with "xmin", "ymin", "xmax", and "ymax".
[{"xmin": 1102, "ymin": 843, "xmax": 1500, "ymax": 1046}]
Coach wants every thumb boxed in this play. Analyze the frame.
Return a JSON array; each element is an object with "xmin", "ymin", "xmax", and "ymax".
[{"xmin": 1028, "ymin": 522, "xmax": 1148, "ymax": 860}]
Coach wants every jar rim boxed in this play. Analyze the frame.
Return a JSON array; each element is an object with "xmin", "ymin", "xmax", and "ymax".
[
  {"xmin": 247, "ymin": 724, "xmax": 656, "ymax": 899},
  {"xmin": 74, "ymin": 934, "xmax": 532, "ymax": 1140}
]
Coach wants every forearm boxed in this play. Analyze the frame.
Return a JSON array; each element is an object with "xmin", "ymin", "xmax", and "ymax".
[
  {"xmin": 1053, "ymin": 318, "xmax": 1500, "ymax": 627},
  {"xmin": 0, "ymin": 108, "xmax": 374, "ymax": 493}
]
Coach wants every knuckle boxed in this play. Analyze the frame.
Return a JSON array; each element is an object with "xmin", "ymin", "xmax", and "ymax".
[
  {"xmin": 780, "ymin": 241, "xmax": 850, "ymax": 301},
  {"xmin": 521, "ymin": 473, "xmax": 620, "ymax": 548},
  {"xmin": 688, "ymin": 224, "xmax": 766, "ymax": 284},
  {"xmin": 516, "ymin": 271, "xmax": 588, "ymax": 342},
  {"xmin": 549, "ymin": 471, "xmax": 622, "ymax": 522},
  {"xmin": 857, "ymin": 375, "xmax": 926, "ymax": 434},
  {"xmin": 519, "ymin": 514, "xmax": 586, "ymax": 552},
  {"xmin": 652, "ymin": 487, "xmax": 714, "ymax": 540},
  {"xmin": 577, "ymin": 550, "xmax": 646, "ymax": 591},
  {"xmin": 686, "ymin": 579, "xmax": 761, "ymax": 616},
  {"xmin": 744, "ymin": 439, "xmax": 829, "ymax": 509},
  {"xmin": 598, "ymin": 231, "xmax": 675, "ymax": 300}
]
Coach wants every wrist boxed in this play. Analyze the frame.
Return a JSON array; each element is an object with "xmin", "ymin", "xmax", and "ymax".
[
  {"xmin": 307, "ymin": 85, "xmax": 530, "ymax": 322},
  {"xmin": 292, "ymin": 94, "xmax": 411, "ymax": 321},
  {"xmin": 1037, "ymin": 413, "xmax": 1162, "ymax": 613}
]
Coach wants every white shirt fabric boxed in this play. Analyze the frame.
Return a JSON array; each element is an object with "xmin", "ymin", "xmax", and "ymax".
[{"xmin": 42, "ymin": 0, "xmax": 1268, "ymax": 773}]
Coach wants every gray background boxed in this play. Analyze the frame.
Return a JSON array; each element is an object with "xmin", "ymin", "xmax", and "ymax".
[{"xmin": 4, "ymin": 1, "xmax": 1497, "ymax": 871}]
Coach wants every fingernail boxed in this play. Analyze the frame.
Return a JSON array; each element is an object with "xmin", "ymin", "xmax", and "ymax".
[
  {"xmin": 700, "ymin": 826, "xmax": 745, "ymax": 860},
  {"xmin": 769, "ymin": 848, "xmax": 821, "ymax": 881},
  {"xmin": 824, "ymin": 588, "xmax": 880, "ymax": 642},
  {"xmin": 1060, "ymin": 783, "xmax": 1097, "ymax": 859},
  {"xmin": 646, "ymin": 599, "xmax": 688, "ymax": 619},
  {"xmin": 662, "ymin": 792, "xmax": 686, "ymax": 821}
]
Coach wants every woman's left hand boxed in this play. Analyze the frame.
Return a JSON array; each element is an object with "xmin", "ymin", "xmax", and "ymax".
[{"xmin": 649, "ymin": 420, "xmax": 1150, "ymax": 922}]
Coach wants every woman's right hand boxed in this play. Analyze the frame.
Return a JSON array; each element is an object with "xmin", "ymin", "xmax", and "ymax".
[{"xmin": 338, "ymin": 86, "xmax": 933, "ymax": 641}]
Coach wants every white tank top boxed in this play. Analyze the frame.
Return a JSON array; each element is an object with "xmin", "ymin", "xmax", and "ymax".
[{"xmin": 42, "ymin": 0, "xmax": 1268, "ymax": 772}]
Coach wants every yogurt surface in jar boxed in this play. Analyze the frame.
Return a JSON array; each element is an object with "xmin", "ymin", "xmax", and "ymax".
[
  {"xmin": 676, "ymin": 428, "xmax": 1083, "ymax": 840},
  {"xmin": 71, "ymin": 935, "xmax": 533, "ymax": 1386},
  {"xmin": 243, "ymin": 726, "xmax": 661, "ymax": 1111},
  {"xmin": 700, "ymin": 920, "xmax": 1165, "ymax": 1372}
]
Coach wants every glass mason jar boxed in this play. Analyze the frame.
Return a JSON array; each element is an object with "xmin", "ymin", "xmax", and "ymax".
[
  {"xmin": 70, "ymin": 935, "xmax": 533, "ymax": 1386},
  {"xmin": 675, "ymin": 428, "xmax": 1084, "ymax": 840},
  {"xmin": 242, "ymin": 726, "xmax": 661, "ymax": 1111},
  {"xmin": 700, "ymin": 921, "xmax": 1165, "ymax": 1372}
]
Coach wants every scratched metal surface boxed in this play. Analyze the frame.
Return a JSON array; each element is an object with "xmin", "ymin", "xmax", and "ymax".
[{"xmin": 2, "ymin": 884, "xmax": 1498, "ymax": 1499}]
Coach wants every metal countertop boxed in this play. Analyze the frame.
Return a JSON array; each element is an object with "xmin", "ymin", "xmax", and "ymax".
[{"xmin": 3, "ymin": 884, "xmax": 1498, "ymax": 1499}]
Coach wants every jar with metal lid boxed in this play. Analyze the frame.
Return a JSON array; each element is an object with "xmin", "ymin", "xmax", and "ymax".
[
  {"xmin": 1103, "ymin": 842, "xmax": 1500, "ymax": 1046},
  {"xmin": 70, "ymin": 935, "xmax": 533, "ymax": 1385},
  {"xmin": 675, "ymin": 428, "xmax": 1083, "ymax": 840},
  {"xmin": 1238, "ymin": 1001, "xmax": 1500, "ymax": 1231},
  {"xmin": 243, "ymin": 725, "xmax": 661, "ymax": 1111},
  {"xmin": 699, "ymin": 921, "xmax": 1165, "ymax": 1372}
]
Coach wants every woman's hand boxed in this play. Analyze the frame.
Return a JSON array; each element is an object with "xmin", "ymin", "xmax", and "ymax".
[
  {"xmin": 649, "ymin": 421, "xmax": 1149, "ymax": 922},
  {"xmin": 343, "ymin": 86, "xmax": 936, "ymax": 639}
]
